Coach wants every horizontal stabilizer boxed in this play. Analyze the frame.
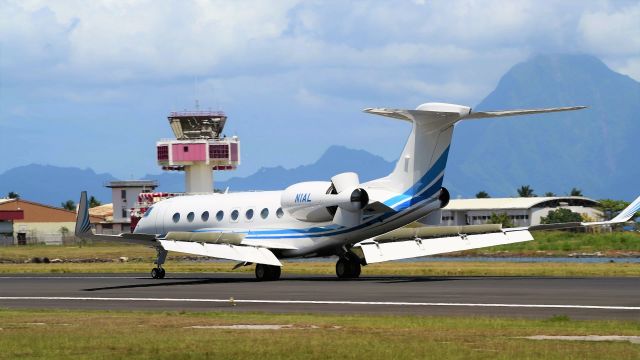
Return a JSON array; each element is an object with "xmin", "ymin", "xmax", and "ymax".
[
  {"xmin": 464, "ymin": 106, "xmax": 586, "ymax": 119},
  {"xmin": 159, "ymin": 240, "xmax": 282, "ymax": 266},
  {"xmin": 363, "ymin": 104, "xmax": 586, "ymax": 125}
]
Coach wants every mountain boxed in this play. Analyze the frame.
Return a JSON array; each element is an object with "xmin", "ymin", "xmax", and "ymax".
[
  {"xmin": 0, "ymin": 146, "xmax": 393, "ymax": 206},
  {"xmin": 445, "ymin": 54, "xmax": 640, "ymax": 200},
  {"xmin": 2, "ymin": 54, "xmax": 638, "ymax": 205},
  {"xmin": 145, "ymin": 145, "xmax": 394, "ymax": 192},
  {"xmin": 216, "ymin": 145, "xmax": 394, "ymax": 191},
  {"xmin": 0, "ymin": 164, "xmax": 115, "ymax": 206}
]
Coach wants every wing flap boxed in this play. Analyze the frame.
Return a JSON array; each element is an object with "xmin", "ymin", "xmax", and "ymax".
[
  {"xmin": 158, "ymin": 239, "xmax": 282, "ymax": 266},
  {"xmin": 375, "ymin": 224, "xmax": 503, "ymax": 242},
  {"xmin": 164, "ymin": 231, "xmax": 244, "ymax": 244},
  {"xmin": 356, "ymin": 229, "xmax": 533, "ymax": 264}
]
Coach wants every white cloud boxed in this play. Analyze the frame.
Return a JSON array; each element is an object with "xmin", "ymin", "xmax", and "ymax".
[
  {"xmin": 579, "ymin": 2, "xmax": 640, "ymax": 56},
  {"xmin": 1, "ymin": 0, "xmax": 639, "ymax": 176}
]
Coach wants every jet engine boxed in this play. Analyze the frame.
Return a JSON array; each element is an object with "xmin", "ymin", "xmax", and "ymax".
[{"xmin": 280, "ymin": 172, "xmax": 369, "ymax": 227}]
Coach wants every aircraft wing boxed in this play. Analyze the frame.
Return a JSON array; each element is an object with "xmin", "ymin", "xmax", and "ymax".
[
  {"xmin": 353, "ymin": 195, "xmax": 640, "ymax": 264},
  {"xmin": 74, "ymin": 191, "xmax": 285, "ymax": 266}
]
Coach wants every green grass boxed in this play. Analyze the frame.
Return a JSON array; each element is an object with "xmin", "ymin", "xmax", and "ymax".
[
  {"xmin": 1, "ymin": 261, "xmax": 639, "ymax": 277},
  {"xmin": 472, "ymin": 231, "xmax": 640, "ymax": 256},
  {"xmin": 2, "ymin": 232, "xmax": 638, "ymax": 264},
  {"xmin": 1, "ymin": 232, "xmax": 640, "ymax": 277},
  {"xmin": 0, "ymin": 309, "xmax": 638, "ymax": 359}
]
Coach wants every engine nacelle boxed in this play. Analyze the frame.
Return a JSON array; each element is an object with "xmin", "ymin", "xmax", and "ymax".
[{"xmin": 281, "ymin": 181, "xmax": 369, "ymax": 222}]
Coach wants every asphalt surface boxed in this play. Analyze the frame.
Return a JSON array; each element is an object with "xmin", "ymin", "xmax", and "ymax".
[{"xmin": 1, "ymin": 273, "xmax": 639, "ymax": 320}]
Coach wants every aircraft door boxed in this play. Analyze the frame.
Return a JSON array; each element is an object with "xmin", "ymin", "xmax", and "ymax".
[{"xmin": 154, "ymin": 206, "xmax": 166, "ymax": 234}]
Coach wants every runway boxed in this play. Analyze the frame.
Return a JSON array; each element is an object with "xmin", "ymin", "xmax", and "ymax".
[{"xmin": 1, "ymin": 274, "xmax": 639, "ymax": 320}]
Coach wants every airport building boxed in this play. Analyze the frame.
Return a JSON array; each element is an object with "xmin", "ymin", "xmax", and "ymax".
[
  {"xmin": 0, "ymin": 198, "xmax": 104, "ymax": 245},
  {"xmin": 439, "ymin": 196, "xmax": 602, "ymax": 227},
  {"xmin": 92, "ymin": 180, "xmax": 159, "ymax": 235}
]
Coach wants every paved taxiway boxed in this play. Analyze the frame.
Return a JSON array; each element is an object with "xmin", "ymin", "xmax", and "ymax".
[{"xmin": 1, "ymin": 274, "xmax": 639, "ymax": 320}]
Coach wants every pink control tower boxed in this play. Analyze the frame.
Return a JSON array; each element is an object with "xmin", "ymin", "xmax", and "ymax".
[{"xmin": 156, "ymin": 111, "xmax": 240, "ymax": 193}]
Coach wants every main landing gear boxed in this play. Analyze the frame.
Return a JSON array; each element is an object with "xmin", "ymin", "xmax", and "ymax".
[
  {"xmin": 336, "ymin": 255, "xmax": 362, "ymax": 279},
  {"xmin": 151, "ymin": 247, "xmax": 168, "ymax": 279},
  {"xmin": 255, "ymin": 264, "xmax": 281, "ymax": 281}
]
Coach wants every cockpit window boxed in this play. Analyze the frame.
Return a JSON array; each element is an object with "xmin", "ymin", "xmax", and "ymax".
[{"xmin": 143, "ymin": 207, "xmax": 153, "ymax": 217}]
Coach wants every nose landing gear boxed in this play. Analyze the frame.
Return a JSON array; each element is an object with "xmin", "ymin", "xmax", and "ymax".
[
  {"xmin": 151, "ymin": 247, "xmax": 168, "ymax": 279},
  {"xmin": 151, "ymin": 267, "xmax": 166, "ymax": 279}
]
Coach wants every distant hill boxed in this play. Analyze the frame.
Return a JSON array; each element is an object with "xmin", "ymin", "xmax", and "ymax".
[
  {"xmin": 445, "ymin": 54, "xmax": 640, "ymax": 200},
  {"xmin": 0, "ymin": 146, "xmax": 393, "ymax": 206},
  {"xmin": 146, "ymin": 145, "xmax": 394, "ymax": 192},
  {"xmin": 0, "ymin": 164, "xmax": 115, "ymax": 206},
  {"xmin": 2, "ymin": 54, "xmax": 638, "ymax": 205}
]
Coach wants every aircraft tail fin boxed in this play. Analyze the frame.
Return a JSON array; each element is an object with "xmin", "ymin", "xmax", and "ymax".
[
  {"xmin": 75, "ymin": 191, "xmax": 92, "ymax": 236},
  {"xmin": 611, "ymin": 195, "xmax": 640, "ymax": 223},
  {"xmin": 364, "ymin": 103, "xmax": 586, "ymax": 195}
]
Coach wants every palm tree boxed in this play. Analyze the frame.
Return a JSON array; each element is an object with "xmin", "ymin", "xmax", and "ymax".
[
  {"xmin": 544, "ymin": 192, "xmax": 556, "ymax": 197},
  {"xmin": 89, "ymin": 196, "xmax": 102, "ymax": 208},
  {"xmin": 517, "ymin": 185, "xmax": 535, "ymax": 197},
  {"xmin": 7, "ymin": 191, "xmax": 19, "ymax": 199},
  {"xmin": 475, "ymin": 191, "xmax": 490, "ymax": 198},
  {"xmin": 61, "ymin": 200, "xmax": 76, "ymax": 211},
  {"xmin": 570, "ymin": 187, "xmax": 583, "ymax": 196}
]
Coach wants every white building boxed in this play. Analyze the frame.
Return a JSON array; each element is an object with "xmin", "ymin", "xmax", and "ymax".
[
  {"xmin": 437, "ymin": 197, "xmax": 602, "ymax": 227},
  {"xmin": 95, "ymin": 180, "xmax": 158, "ymax": 234}
]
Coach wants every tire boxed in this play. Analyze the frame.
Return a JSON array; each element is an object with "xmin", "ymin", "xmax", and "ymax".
[
  {"xmin": 151, "ymin": 268, "xmax": 160, "ymax": 279},
  {"xmin": 158, "ymin": 268, "xmax": 166, "ymax": 279},
  {"xmin": 336, "ymin": 257, "xmax": 361, "ymax": 279},
  {"xmin": 350, "ymin": 261, "xmax": 361, "ymax": 278},
  {"xmin": 256, "ymin": 264, "xmax": 281, "ymax": 281},
  {"xmin": 336, "ymin": 258, "xmax": 351, "ymax": 279}
]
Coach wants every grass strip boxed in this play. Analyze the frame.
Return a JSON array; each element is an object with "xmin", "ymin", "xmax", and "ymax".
[
  {"xmin": 0, "ymin": 308, "xmax": 638, "ymax": 359},
  {"xmin": 1, "ymin": 261, "xmax": 639, "ymax": 277}
]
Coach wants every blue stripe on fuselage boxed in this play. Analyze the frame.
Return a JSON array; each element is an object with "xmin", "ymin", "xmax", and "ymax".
[
  {"xmin": 187, "ymin": 146, "xmax": 451, "ymax": 240},
  {"xmin": 383, "ymin": 146, "xmax": 449, "ymax": 207}
]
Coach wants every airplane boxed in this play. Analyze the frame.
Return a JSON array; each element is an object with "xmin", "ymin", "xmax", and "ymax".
[{"xmin": 75, "ymin": 102, "xmax": 640, "ymax": 280}]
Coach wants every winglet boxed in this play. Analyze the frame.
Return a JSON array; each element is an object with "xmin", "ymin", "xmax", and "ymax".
[
  {"xmin": 74, "ymin": 191, "xmax": 92, "ymax": 236},
  {"xmin": 611, "ymin": 195, "xmax": 640, "ymax": 223}
]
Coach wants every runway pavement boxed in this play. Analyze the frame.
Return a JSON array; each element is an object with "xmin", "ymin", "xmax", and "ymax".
[{"xmin": 1, "ymin": 273, "xmax": 639, "ymax": 320}]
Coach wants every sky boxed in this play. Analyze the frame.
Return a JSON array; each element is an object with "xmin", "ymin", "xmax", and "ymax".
[{"xmin": 1, "ymin": 0, "xmax": 639, "ymax": 180}]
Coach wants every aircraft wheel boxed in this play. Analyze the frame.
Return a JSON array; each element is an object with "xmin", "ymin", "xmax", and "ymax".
[
  {"xmin": 351, "ymin": 261, "xmax": 361, "ymax": 278},
  {"xmin": 255, "ymin": 264, "xmax": 281, "ymax": 281},
  {"xmin": 151, "ymin": 267, "xmax": 164, "ymax": 279},
  {"xmin": 159, "ymin": 268, "xmax": 166, "ymax": 279},
  {"xmin": 336, "ymin": 257, "xmax": 361, "ymax": 279}
]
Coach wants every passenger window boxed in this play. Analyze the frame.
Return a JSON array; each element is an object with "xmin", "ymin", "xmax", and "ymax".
[
  {"xmin": 216, "ymin": 210, "xmax": 224, "ymax": 221},
  {"xmin": 260, "ymin": 208, "xmax": 269, "ymax": 219},
  {"xmin": 172, "ymin": 213, "xmax": 180, "ymax": 223},
  {"xmin": 246, "ymin": 209, "xmax": 254, "ymax": 220},
  {"xmin": 276, "ymin": 208, "xmax": 284, "ymax": 218},
  {"xmin": 187, "ymin": 212, "xmax": 195, "ymax": 222},
  {"xmin": 231, "ymin": 210, "xmax": 239, "ymax": 221},
  {"xmin": 201, "ymin": 211, "xmax": 209, "ymax": 222}
]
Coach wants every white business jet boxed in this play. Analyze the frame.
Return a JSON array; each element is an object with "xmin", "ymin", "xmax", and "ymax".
[{"xmin": 75, "ymin": 102, "xmax": 640, "ymax": 280}]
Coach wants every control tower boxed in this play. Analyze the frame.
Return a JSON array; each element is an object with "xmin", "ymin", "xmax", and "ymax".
[{"xmin": 156, "ymin": 111, "xmax": 240, "ymax": 193}]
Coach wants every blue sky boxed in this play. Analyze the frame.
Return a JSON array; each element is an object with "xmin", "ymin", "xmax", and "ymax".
[{"xmin": 1, "ymin": 0, "xmax": 639, "ymax": 180}]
